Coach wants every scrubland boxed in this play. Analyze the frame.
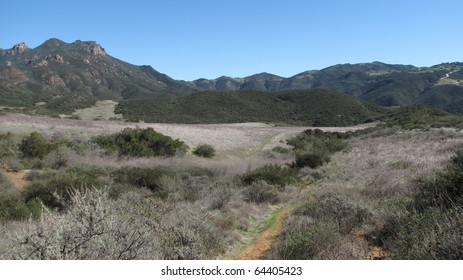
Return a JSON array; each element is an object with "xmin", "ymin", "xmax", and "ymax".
[{"xmin": 0, "ymin": 112, "xmax": 462, "ymax": 260}]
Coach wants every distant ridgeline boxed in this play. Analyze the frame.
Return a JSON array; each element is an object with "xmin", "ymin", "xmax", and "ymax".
[{"xmin": 1, "ymin": 38, "xmax": 463, "ymax": 122}]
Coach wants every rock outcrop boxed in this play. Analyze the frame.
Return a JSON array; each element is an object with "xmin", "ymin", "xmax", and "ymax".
[{"xmin": 11, "ymin": 42, "xmax": 28, "ymax": 54}]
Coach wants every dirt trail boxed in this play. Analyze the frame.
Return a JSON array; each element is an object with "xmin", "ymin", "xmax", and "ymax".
[
  {"xmin": 368, "ymin": 246, "xmax": 387, "ymax": 260},
  {"xmin": 238, "ymin": 208, "xmax": 290, "ymax": 260},
  {"xmin": 237, "ymin": 185, "xmax": 312, "ymax": 260},
  {"xmin": 4, "ymin": 169, "xmax": 30, "ymax": 191}
]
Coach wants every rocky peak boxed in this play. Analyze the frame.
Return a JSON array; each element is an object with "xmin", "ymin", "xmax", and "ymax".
[
  {"xmin": 89, "ymin": 42, "xmax": 106, "ymax": 56},
  {"xmin": 11, "ymin": 42, "xmax": 28, "ymax": 54}
]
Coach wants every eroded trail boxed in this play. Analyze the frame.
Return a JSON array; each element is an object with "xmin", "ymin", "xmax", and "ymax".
[
  {"xmin": 4, "ymin": 169, "xmax": 30, "ymax": 191},
  {"xmin": 236, "ymin": 184, "xmax": 312, "ymax": 260},
  {"xmin": 238, "ymin": 208, "xmax": 291, "ymax": 260}
]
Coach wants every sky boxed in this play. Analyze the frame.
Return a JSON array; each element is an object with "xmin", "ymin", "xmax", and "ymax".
[{"xmin": 2, "ymin": 0, "xmax": 463, "ymax": 80}]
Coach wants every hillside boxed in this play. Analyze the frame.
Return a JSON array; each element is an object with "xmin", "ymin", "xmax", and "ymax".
[
  {"xmin": 0, "ymin": 39, "xmax": 194, "ymax": 111},
  {"xmin": 192, "ymin": 62, "xmax": 463, "ymax": 109},
  {"xmin": 115, "ymin": 89, "xmax": 385, "ymax": 126}
]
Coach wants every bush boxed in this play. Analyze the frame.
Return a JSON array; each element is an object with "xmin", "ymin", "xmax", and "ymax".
[
  {"xmin": 241, "ymin": 164, "xmax": 297, "ymax": 187},
  {"xmin": 415, "ymin": 150, "xmax": 463, "ymax": 210},
  {"xmin": 24, "ymin": 166, "xmax": 108, "ymax": 209},
  {"xmin": 19, "ymin": 132, "xmax": 55, "ymax": 159},
  {"xmin": 243, "ymin": 181, "xmax": 280, "ymax": 204},
  {"xmin": 193, "ymin": 144, "xmax": 215, "ymax": 158},
  {"xmin": 113, "ymin": 166, "xmax": 168, "ymax": 192},
  {"xmin": 272, "ymin": 146, "xmax": 291, "ymax": 154},
  {"xmin": 94, "ymin": 127, "xmax": 186, "ymax": 157},
  {"xmin": 0, "ymin": 198, "xmax": 43, "ymax": 222},
  {"xmin": 10, "ymin": 188, "xmax": 161, "ymax": 259},
  {"xmin": 294, "ymin": 152, "xmax": 330, "ymax": 169},
  {"xmin": 299, "ymin": 194, "xmax": 372, "ymax": 235},
  {"xmin": 288, "ymin": 129, "xmax": 348, "ymax": 169},
  {"xmin": 273, "ymin": 222, "xmax": 341, "ymax": 260}
]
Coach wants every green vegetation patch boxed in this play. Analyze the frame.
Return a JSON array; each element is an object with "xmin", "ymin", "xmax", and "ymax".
[
  {"xmin": 116, "ymin": 89, "xmax": 385, "ymax": 126},
  {"xmin": 288, "ymin": 129, "xmax": 348, "ymax": 169},
  {"xmin": 93, "ymin": 127, "xmax": 186, "ymax": 157},
  {"xmin": 241, "ymin": 164, "xmax": 298, "ymax": 187},
  {"xmin": 193, "ymin": 144, "xmax": 216, "ymax": 158}
]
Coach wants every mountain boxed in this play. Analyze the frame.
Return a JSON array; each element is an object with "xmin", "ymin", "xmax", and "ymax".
[
  {"xmin": 1, "ymin": 38, "xmax": 463, "ymax": 116},
  {"xmin": 0, "ymin": 38, "xmax": 194, "ymax": 111},
  {"xmin": 191, "ymin": 62, "xmax": 463, "ymax": 110}
]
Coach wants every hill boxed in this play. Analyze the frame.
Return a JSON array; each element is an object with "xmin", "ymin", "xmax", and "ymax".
[{"xmin": 115, "ymin": 89, "xmax": 385, "ymax": 126}]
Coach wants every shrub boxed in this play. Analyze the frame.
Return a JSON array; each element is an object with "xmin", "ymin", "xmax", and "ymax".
[
  {"xmin": 93, "ymin": 127, "xmax": 185, "ymax": 157},
  {"xmin": 377, "ymin": 150, "xmax": 463, "ymax": 259},
  {"xmin": 288, "ymin": 129, "xmax": 347, "ymax": 169},
  {"xmin": 301, "ymin": 194, "xmax": 372, "ymax": 235},
  {"xmin": 113, "ymin": 166, "xmax": 168, "ymax": 192},
  {"xmin": 243, "ymin": 181, "xmax": 280, "ymax": 204},
  {"xmin": 241, "ymin": 164, "xmax": 297, "ymax": 187},
  {"xmin": 273, "ymin": 222, "xmax": 341, "ymax": 260},
  {"xmin": 0, "ymin": 198, "xmax": 43, "ymax": 222},
  {"xmin": 0, "ymin": 132, "xmax": 19, "ymax": 158},
  {"xmin": 24, "ymin": 166, "xmax": 108, "ymax": 209},
  {"xmin": 294, "ymin": 152, "xmax": 330, "ymax": 169},
  {"xmin": 19, "ymin": 132, "xmax": 55, "ymax": 159},
  {"xmin": 415, "ymin": 150, "xmax": 463, "ymax": 210},
  {"xmin": 10, "ymin": 188, "xmax": 161, "ymax": 259},
  {"xmin": 272, "ymin": 146, "xmax": 291, "ymax": 154},
  {"xmin": 193, "ymin": 144, "xmax": 215, "ymax": 158}
]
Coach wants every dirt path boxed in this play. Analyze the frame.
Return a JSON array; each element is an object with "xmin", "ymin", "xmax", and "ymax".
[
  {"xmin": 237, "ymin": 184, "xmax": 312, "ymax": 260},
  {"xmin": 238, "ymin": 208, "xmax": 290, "ymax": 260},
  {"xmin": 4, "ymin": 169, "xmax": 30, "ymax": 191}
]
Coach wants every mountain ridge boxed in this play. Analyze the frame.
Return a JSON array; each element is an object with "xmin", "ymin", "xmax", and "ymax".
[{"xmin": 1, "ymin": 38, "xmax": 463, "ymax": 114}]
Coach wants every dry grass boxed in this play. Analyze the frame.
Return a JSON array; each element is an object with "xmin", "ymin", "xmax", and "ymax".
[
  {"xmin": 0, "ymin": 113, "xmax": 376, "ymax": 159},
  {"xmin": 270, "ymin": 127, "xmax": 463, "ymax": 259},
  {"xmin": 318, "ymin": 129, "xmax": 463, "ymax": 204},
  {"xmin": 73, "ymin": 100, "xmax": 123, "ymax": 120}
]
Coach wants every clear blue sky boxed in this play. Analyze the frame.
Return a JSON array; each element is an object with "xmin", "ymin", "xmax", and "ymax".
[{"xmin": 2, "ymin": 0, "xmax": 462, "ymax": 80}]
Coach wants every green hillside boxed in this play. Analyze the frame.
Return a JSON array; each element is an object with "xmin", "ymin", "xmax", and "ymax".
[
  {"xmin": 115, "ymin": 89, "xmax": 385, "ymax": 126},
  {"xmin": 419, "ymin": 85, "xmax": 463, "ymax": 114}
]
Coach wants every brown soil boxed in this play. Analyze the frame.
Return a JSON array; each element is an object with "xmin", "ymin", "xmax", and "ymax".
[
  {"xmin": 368, "ymin": 246, "xmax": 387, "ymax": 260},
  {"xmin": 4, "ymin": 169, "xmax": 30, "ymax": 191},
  {"xmin": 238, "ymin": 208, "xmax": 291, "ymax": 260}
]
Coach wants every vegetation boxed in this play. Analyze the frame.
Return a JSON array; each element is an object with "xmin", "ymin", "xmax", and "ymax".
[
  {"xmin": 1, "ymin": 101, "xmax": 463, "ymax": 260},
  {"xmin": 270, "ymin": 126, "xmax": 463, "ymax": 260},
  {"xmin": 288, "ymin": 129, "xmax": 348, "ymax": 169},
  {"xmin": 116, "ymin": 89, "xmax": 385, "ymax": 126},
  {"xmin": 241, "ymin": 164, "xmax": 297, "ymax": 187},
  {"xmin": 193, "ymin": 144, "xmax": 216, "ymax": 158},
  {"xmin": 19, "ymin": 132, "xmax": 56, "ymax": 159},
  {"xmin": 44, "ymin": 92, "xmax": 98, "ymax": 114},
  {"xmin": 379, "ymin": 104, "xmax": 463, "ymax": 129},
  {"xmin": 93, "ymin": 127, "xmax": 186, "ymax": 157},
  {"xmin": 377, "ymin": 151, "xmax": 463, "ymax": 259}
]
